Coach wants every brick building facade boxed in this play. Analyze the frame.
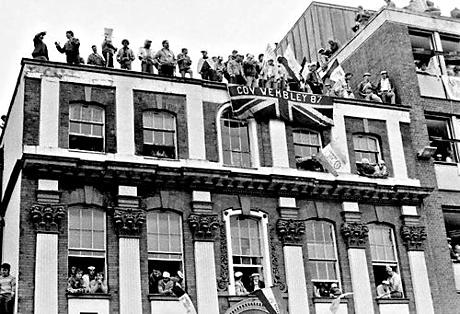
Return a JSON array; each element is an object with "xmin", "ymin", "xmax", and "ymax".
[{"xmin": 0, "ymin": 55, "xmax": 439, "ymax": 313}]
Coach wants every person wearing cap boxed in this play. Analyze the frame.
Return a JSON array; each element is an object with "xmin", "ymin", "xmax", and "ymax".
[
  {"xmin": 234, "ymin": 271, "xmax": 248, "ymax": 295},
  {"xmin": 306, "ymin": 63, "xmax": 323, "ymax": 94},
  {"xmin": 329, "ymin": 283, "xmax": 342, "ymax": 297},
  {"xmin": 87, "ymin": 45, "xmax": 106, "ymax": 66},
  {"xmin": 116, "ymin": 39, "xmax": 135, "ymax": 70},
  {"xmin": 177, "ymin": 48, "xmax": 193, "ymax": 78},
  {"xmin": 55, "ymin": 30, "xmax": 81, "ymax": 65},
  {"xmin": 138, "ymin": 40, "xmax": 155, "ymax": 74},
  {"xmin": 102, "ymin": 34, "xmax": 117, "ymax": 68},
  {"xmin": 214, "ymin": 56, "xmax": 225, "ymax": 82},
  {"xmin": 248, "ymin": 273, "xmax": 265, "ymax": 292},
  {"xmin": 334, "ymin": 72, "xmax": 355, "ymax": 98},
  {"xmin": 154, "ymin": 40, "xmax": 176, "ymax": 77},
  {"xmin": 323, "ymin": 81, "xmax": 335, "ymax": 96},
  {"xmin": 82, "ymin": 266, "xmax": 97, "ymax": 291},
  {"xmin": 358, "ymin": 73, "xmax": 382, "ymax": 102},
  {"xmin": 32, "ymin": 31, "xmax": 49, "ymax": 61},
  {"xmin": 377, "ymin": 70, "xmax": 396, "ymax": 104},
  {"xmin": 376, "ymin": 280, "xmax": 391, "ymax": 299},
  {"xmin": 386, "ymin": 265, "xmax": 403, "ymax": 298},
  {"xmin": 158, "ymin": 271, "xmax": 175, "ymax": 296},
  {"xmin": 197, "ymin": 50, "xmax": 214, "ymax": 81}
]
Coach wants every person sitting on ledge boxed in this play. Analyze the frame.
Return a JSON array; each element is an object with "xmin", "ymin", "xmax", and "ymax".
[
  {"xmin": 158, "ymin": 271, "xmax": 175, "ymax": 296},
  {"xmin": 376, "ymin": 280, "xmax": 391, "ymax": 299},
  {"xmin": 377, "ymin": 71, "xmax": 396, "ymax": 104},
  {"xmin": 234, "ymin": 271, "xmax": 248, "ymax": 296},
  {"xmin": 89, "ymin": 272, "xmax": 108, "ymax": 294},
  {"xmin": 357, "ymin": 159, "xmax": 389, "ymax": 178},
  {"xmin": 386, "ymin": 265, "xmax": 403, "ymax": 298},
  {"xmin": 67, "ymin": 268, "xmax": 85, "ymax": 294},
  {"xmin": 358, "ymin": 73, "xmax": 382, "ymax": 102},
  {"xmin": 329, "ymin": 283, "xmax": 342, "ymax": 298}
]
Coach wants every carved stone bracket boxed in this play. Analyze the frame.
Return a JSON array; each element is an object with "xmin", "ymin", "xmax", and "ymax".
[
  {"xmin": 112, "ymin": 208, "xmax": 146, "ymax": 237},
  {"xmin": 276, "ymin": 219, "xmax": 305, "ymax": 246},
  {"xmin": 341, "ymin": 222, "xmax": 369, "ymax": 249},
  {"xmin": 30, "ymin": 204, "xmax": 66, "ymax": 232},
  {"xmin": 187, "ymin": 213, "xmax": 219, "ymax": 241},
  {"xmin": 270, "ymin": 226, "xmax": 286, "ymax": 292},
  {"xmin": 401, "ymin": 225, "xmax": 427, "ymax": 251},
  {"xmin": 217, "ymin": 223, "xmax": 229, "ymax": 291}
]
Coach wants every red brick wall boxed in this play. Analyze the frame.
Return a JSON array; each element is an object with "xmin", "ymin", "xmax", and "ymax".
[
  {"xmin": 58, "ymin": 83, "xmax": 117, "ymax": 153},
  {"xmin": 202, "ymin": 102, "xmax": 219, "ymax": 162},
  {"xmin": 257, "ymin": 122, "xmax": 273, "ymax": 167},
  {"xmin": 23, "ymin": 78, "xmax": 41, "ymax": 146},
  {"xmin": 133, "ymin": 90, "xmax": 188, "ymax": 159},
  {"xmin": 340, "ymin": 20, "xmax": 460, "ymax": 313}
]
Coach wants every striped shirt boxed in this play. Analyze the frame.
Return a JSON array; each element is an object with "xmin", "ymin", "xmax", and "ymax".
[{"xmin": 0, "ymin": 275, "xmax": 15, "ymax": 295}]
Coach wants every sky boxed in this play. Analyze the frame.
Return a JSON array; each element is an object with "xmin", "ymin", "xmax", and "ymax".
[{"xmin": 0, "ymin": 0, "xmax": 456, "ymax": 116}]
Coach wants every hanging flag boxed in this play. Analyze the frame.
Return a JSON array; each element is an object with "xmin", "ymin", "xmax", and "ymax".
[
  {"xmin": 104, "ymin": 28, "xmax": 113, "ymax": 41},
  {"xmin": 252, "ymin": 286, "xmax": 284, "ymax": 314},
  {"xmin": 228, "ymin": 86, "xmax": 333, "ymax": 128},
  {"xmin": 316, "ymin": 143, "xmax": 347, "ymax": 176},
  {"xmin": 283, "ymin": 44, "xmax": 302, "ymax": 80},
  {"xmin": 329, "ymin": 292, "xmax": 353, "ymax": 314},
  {"xmin": 265, "ymin": 43, "xmax": 277, "ymax": 63},
  {"xmin": 172, "ymin": 285, "xmax": 198, "ymax": 314}
]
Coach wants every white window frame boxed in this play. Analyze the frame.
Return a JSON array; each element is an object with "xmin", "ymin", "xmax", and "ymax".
[
  {"xmin": 68, "ymin": 206, "xmax": 107, "ymax": 278},
  {"xmin": 146, "ymin": 211, "xmax": 184, "ymax": 279},
  {"xmin": 293, "ymin": 129, "xmax": 322, "ymax": 159},
  {"xmin": 223, "ymin": 208, "xmax": 272, "ymax": 295},
  {"xmin": 304, "ymin": 220, "xmax": 341, "ymax": 289},
  {"xmin": 426, "ymin": 115, "xmax": 459, "ymax": 163},
  {"xmin": 68, "ymin": 103, "xmax": 105, "ymax": 151},
  {"xmin": 216, "ymin": 104, "xmax": 259, "ymax": 168},
  {"xmin": 368, "ymin": 224, "xmax": 401, "ymax": 288},
  {"xmin": 142, "ymin": 110, "xmax": 178, "ymax": 159},
  {"xmin": 353, "ymin": 134, "xmax": 381, "ymax": 164}
]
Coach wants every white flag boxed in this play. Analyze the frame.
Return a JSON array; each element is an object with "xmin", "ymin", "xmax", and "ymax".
[
  {"xmin": 317, "ymin": 144, "xmax": 347, "ymax": 176},
  {"xmin": 283, "ymin": 44, "xmax": 302, "ymax": 80},
  {"xmin": 330, "ymin": 64, "xmax": 345, "ymax": 84}
]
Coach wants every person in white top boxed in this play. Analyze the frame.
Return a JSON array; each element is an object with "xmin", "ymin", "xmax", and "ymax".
[
  {"xmin": 377, "ymin": 70, "xmax": 396, "ymax": 104},
  {"xmin": 386, "ymin": 265, "xmax": 403, "ymax": 298},
  {"xmin": 138, "ymin": 40, "xmax": 155, "ymax": 74}
]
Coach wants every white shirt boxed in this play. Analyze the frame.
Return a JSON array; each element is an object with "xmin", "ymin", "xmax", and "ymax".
[{"xmin": 380, "ymin": 78, "xmax": 392, "ymax": 91}]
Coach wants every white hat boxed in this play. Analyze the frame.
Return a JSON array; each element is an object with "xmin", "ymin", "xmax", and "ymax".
[
  {"xmin": 250, "ymin": 273, "xmax": 260, "ymax": 278},
  {"xmin": 163, "ymin": 271, "xmax": 170, "ymax": 278},
  {"xmin": 234, "ymin": 271, "xmax": 243, "ymax": 278},
  {"xmin": 177, "ymin": 270, "xmax": 184, "ymax": 279},
  {"xmin": 382, "ymin": 280, "xmax": 390, "ymax": 285},
  {"xmin": 88, "ymin": 266, "xmax": 95, "ymax": 271}
]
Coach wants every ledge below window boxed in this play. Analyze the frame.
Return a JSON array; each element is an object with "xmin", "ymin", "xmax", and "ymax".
[
  {"xmin": 67, "ymin": 293, "xmax": 111, "ymax": 300},
  {"xmin": 313, "ymin": 297, "xmax": 349, "ymax": 304},
  {"xmin": 148, "ymin": 294, "xmax": 179, "ymax": 301},
  {"xmin": 376, "ymin": 298, "xmax": 409, "ymax": 304}
]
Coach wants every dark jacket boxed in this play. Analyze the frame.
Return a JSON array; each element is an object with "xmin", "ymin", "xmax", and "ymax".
[
  {"xmin": 32, "ymin": 32, "xmax": 48, "ymax": 60},
  {"xmin": 56, "ymin": 37, "xmax": 80, "ymax": 64}
]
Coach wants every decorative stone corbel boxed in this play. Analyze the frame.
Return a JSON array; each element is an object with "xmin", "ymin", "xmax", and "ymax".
[
  {"xmin": 341, "ymin": 222, "xmax": 369, "ymax": 249},
  {"xmin": 276, "ymin": 219, "xmax": 305, "ymax": 245},
  {"xmin": 187, "ymin": 213, "xmax": 219, "ymax": 241},
  {"xmin": 401, "ymin": 225, "xmax": 427, "ymax": 251},
  {"xmin": 30, "ymin": 204, "xmax": 66, "ymax": 232},
  {"xmin": 112, "ymin": 208, "xmax": 146, "ymax": 237}
]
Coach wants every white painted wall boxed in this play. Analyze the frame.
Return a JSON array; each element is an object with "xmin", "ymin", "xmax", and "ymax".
[
  {"xmin": 68, "ymin": 298, "xmax": 110, "ymax": 314},
  {"xmin": 408, "ymin": 251, "xmax": 435, "ymax": 314},
  {"xmin": 34, "ymin": 233, "xmax": 58, "ymax": 314},
  {"xmin": 269, "ymin": 120, "xmax": 289, "ymax": 168},
  {"xmin": 2, "ymin": 73, "xmax": 24, "ymax": 198},
  {"xmin": 434, "ymin": 163, "xmax": 460, "ymax": 191},
  {"xmin": 39, "ymin": 77, "xmax": 60, "ymax": 148},
  {"xmin": 453, "ymin": 262, "xmax": 460, "ymax": 291},
  {"xmin": 119, "ymin": 237, "xmax": 142, "ymax": 314},
  {"xmin": 315, "ymin": 303, "xmax": 348, "ymax": 314},
  {"xmin": 151, "ymin": 300, "xmax": 187, "ymax": 314},
  {"xmin": 348, "ymin": 249, "xmax": 374, "ymax": 314},
  {"xmin": 379, "ymin": 303, "xmax": 410, "ymax": 314},
  {"xmin": 2, "ymin": 175, "xmax": 21, "ymax": 283},
  {"xmin": 283, "ymin": 246, "xmax": 310, "ymax": 314},
  {"xmin": 185, "ymin": 85, "xmax": 206, "ymax": 160},
  {"xmin": 116, "ymin": 81, "xmax": 135, "ymax": 155},
  {"xmin": 194, "ymin": 241, "xmax": 219, "ymax": 314}
]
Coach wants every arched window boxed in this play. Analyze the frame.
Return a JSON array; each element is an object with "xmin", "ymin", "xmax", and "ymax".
[
  {"xmin": 353, "ymin": 134, "xmax": 381, "ymax": 164},
  {"xmin": 224, "ymin": 209, "xmax": 271, "ymax": 295},
  {"xmin": 69, "ymin": 103, "xmax": 104, "ymax": 152},
  {"xmin": 68, "ymin": 207, "xmax": 106, "ymax": 278},
  {"xmin": 305, "ymin": 220, "xmax": 340, "ymax": 297},
  {"xmin": 147, "ymin": 211, "xmax": 183, "ymax": 294},
  {"xmin": 220, "ymin": 108, "xmax": 251, "ymax": 168},
  {"xmin": 142, "ymin": 111, "xmax": 177, "ymax": 159},
  {"xmin": 368, "ymin": 223, "xmax": 403, "ymax": 297}
]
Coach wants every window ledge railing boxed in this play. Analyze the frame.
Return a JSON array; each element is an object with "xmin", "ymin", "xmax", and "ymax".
[
  {"xmin": 148, "ymin": 294, "xmax": 179, "ymax": 301},
  {"xmin": 376, "ymin": 298, "xmax": 409, "ymax": 304},
  {"xmin": 67, "ymin": 293, "xmax": 111, "ymax": 300}
]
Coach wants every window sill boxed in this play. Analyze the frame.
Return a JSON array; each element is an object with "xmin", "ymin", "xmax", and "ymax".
[
  {"xmin": 222, "ymin": 164, "xmax": 258, "ymax": 170},
  {"xmin": 433, "ymin": 161, "xmax": 457, "ymax": 166},
  {"xmin": 376, "ymin": 298, "xmax": 409, "ymax": 304},
  {"xmin": 68, "ymin": 149, "xmax": 106, "ymax": 155},
  {"xmin": 143, "ymin": 156, "xmax": 179, "ymax": 162},
  {"xmin": 313, "ymin": 297, "xmax": 348, "ymax": 303},
  {"xmin": 67, "ymin": 293, "xmax": 111, "ymax": 300},
  {"xmin": 148, "ymin": 294, "xmax": 179, "ymax": 301}
]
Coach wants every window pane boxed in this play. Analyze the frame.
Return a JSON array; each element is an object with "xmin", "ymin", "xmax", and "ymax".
[
  {"xmin": 81, "ymin": 230, "xmax": 92, "ymax": 248},
  {"xmin": 69, "ymin": 122, "xmax": 80, "ymax": 134},
  {"xmin": 144, "ymin": 130, "xmax": 153, "ymax": 144},
  {"xmin": 68, "ymin": 209, "xmax": 80, "ymax": 229},
  {"xmin": 81, "ymin": 123, "xmax": 91, "ymax": 135},
  {"xmin": 154, "ymin": 113, "xmax": 163, "ymax": 128},
  {"xmin": 68, "ymin": 230, "xmax": 79, "ymax": 248},
  {"xmin": 159, "ymin": 234, "xmax": 170, "ymax": 251},
  {"xmin": 70, "ymin": 105, "xmax": 81, "ymax": 120},
  {"xmin": 93, "ymin": 231, "xmax": 104, "ymax": 249},
  {"xmin": 170, "ymin": 234, "xmax": 181, "ymax": 253},
  {"xmin": 154, "ymin": 131, "xmax": 164, "ymax": 145},
  {"xmin": 164, "ymin": 115, "xmax": 175, "ymax": 130},
  {"xmin": 93, "ymin": 210, "xmax": 104, "ymax": 230},
  {"xmin": 81, "ymin": 209, "xmax": 92, "ymax": 229},
  {"xmin": 82, "ymin": 106, "xmax": 92, "ymax": 121},
  {"xmin": 164, "ymin": 133, "xmax": 174, "ymax": 146},
  {"xmin": 92, "ymin": 108, "xmax": 103, "ymax": 123},
  {"xmin": 92, "ymin": 125, "xmax": 103, "ymax": 137},
  {"xmin": 143, "ymin": 112, "xmax": 153, "ymax": 128}
]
